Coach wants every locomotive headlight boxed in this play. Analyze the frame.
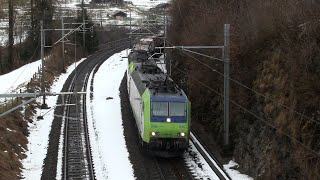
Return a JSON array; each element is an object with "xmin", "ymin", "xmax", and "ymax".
[
  {"xmin": 151, "ymin": 132, "xmax": 160, "ymax": 137},
  {"xmin": 151, "ymin": 132, "xmax": 156, "ymax": 136},
  {"xmin": 180, "ymin": 132, "xmax": 186, "ymax": 137},
  {"xmin": 166, "ymin": 118, "xmax": 171, "ymax": 122}
]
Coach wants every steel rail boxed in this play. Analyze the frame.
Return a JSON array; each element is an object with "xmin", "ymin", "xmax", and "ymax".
[
  {"xmin": 62, "ymin": 41, "xmax": 130, "ymax": 179},
  {"xmin": 154, "ymin": 157, "xmax": 193, "ymax": 180},
  {"xmin": 189, "ymin": 131, "xmax": 231, "ymax": 180}
]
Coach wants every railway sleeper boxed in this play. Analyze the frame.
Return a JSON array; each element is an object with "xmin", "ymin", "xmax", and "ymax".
[
  {"xmin": 68, "ymin": 165, "xmax": 85, "ymax": 170},
  {"xmin": 69, "ymin": 123, "xmax": 82, "ymax": 127},
  {"xmin": 68, "ymin": 129, "xmax": 82, "ymax": 132},
  {"xmin": 68, "ymin": 133, "xmax": 82, "ymax": 136},
  {"xmin": 68, "ymin": 143, "xmax": 82, "ymax": 147},
  {"xmin": 67, "ymin": 158, "xmax": 84, "ymax": 162},
  {"xmin": 67, "ymin": 160, "xmax": 84, "ymax": 164},
  {"xmin": 68, "ymin": 155, "xmax": 84, "ymax": 159},
  {"xmin": 68, "ymin": 137, "xmax": 82, "ymax": 140},
  {"xmin": 68, "ymin": 135, "xmax": 82, "ymax": 138},
  {"xmin": 68, "ymin": 153, "xmax": 83, "ymax": 157},
  {"xmin": 68, "ymin": 164, "xmax": 84, "ymax": 169}
]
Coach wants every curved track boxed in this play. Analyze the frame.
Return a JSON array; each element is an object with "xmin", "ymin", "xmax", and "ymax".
[
  {"xmin": 62, "ymin": 42, "xmax": 129, "ymax": 179},
  {"xmin": 190, "ymin": 131, "xmax": 231, "ymax": 180},
  {"xmin": 39, "ymin": 39, "xmax": 129, "ymax": 180}
]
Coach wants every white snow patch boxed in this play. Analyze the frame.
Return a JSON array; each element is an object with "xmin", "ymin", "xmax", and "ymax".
[
  {"xmin": 184, "ymin": 141, "xmax": 220, "ymax": 180},
  {"xmin": 6, "ymin": 128, "xmax": 16, "ymax": 132},
  {"xmin": 125, "ymin": 0, "xmax": 169, "ymax": 8},
  {"xmin": 86, "ymin": 49, "xmax": 135, "ymax": 179},
  {"xmin": 0, "ymin": 60, "xmax": 42, "ymax": 95},
  {"xmin": 224, "ymin": 160, "xmax": 253, "ymax": 180}
]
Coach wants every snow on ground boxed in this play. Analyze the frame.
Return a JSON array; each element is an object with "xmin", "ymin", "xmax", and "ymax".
[
  {"xmin": 0, "ymin": 59, "xmax": 42, "ymax": 97},
  {"xmin": 0, "ymin": 13, "xmax": 28, "ymax": 46},
  {"xmin": 157, "ymin": 55, "xmax": 167, "ymax": 74},
  {"xmin": 224, "ymin": 160, "xmax": 253, "ymax": 180},
  {"xmin": 59, "ymin": 0, "xmax": 90, "ymax": 8},
  {"xmin": 184, "ymin": 141, "xmax": 221, "ymax": 180},
  {"xmin": 125, "ymin": 0, "xmax": 169, "ymax": 8},
  {"xmin": 21, "ymin": 58, "xmax": 85, "ymax": 180},
  {"xmin": 0, "ymin": 29, "xmax": 28, "ymax": 46},
  {"xmin": 86, "ymin": 49, "xmax": 135, "ymax": 179},
  {"xmin": 0, "ymin": 55, "xmax": 53, "ymax": 104}
]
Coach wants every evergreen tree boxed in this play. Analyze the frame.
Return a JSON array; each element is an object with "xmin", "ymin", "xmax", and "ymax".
[
  {"xmin": 75, "ymin": 6, "xmax": 99, "ymax": 54},
  {"xmin": 22, "ymin": 0, "xmax": 55, "ymax": 61},
  {"xmin": 8, "ymin": 0, "xmax": 14, "ymax": 70}
]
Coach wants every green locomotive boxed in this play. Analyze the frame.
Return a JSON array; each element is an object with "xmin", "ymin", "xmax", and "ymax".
[{"xmin": 127, "ymin": 39, "xmax": 191, "ymax": 156}]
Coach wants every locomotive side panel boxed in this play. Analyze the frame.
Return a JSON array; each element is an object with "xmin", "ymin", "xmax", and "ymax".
[
  {"xmin": 129, "ymin": 76, "xmax": 144, "ymax": 136},
  {"xmin": 141, "ymin": 90, "xmax": 151, "ymax": 143}
]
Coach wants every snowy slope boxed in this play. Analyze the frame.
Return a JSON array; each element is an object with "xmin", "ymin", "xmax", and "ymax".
[
  {"xmin": 21, "ymin": 58, "xmax": 86, "ymax": 180},
  {"xmin": 0, "ymin": 60, "xmax": 42, "ymax": 95}
]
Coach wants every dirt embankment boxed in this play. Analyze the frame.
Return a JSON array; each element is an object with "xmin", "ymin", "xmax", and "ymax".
[
  {"xmin": 169, "ymin": 0, "xmax": 320, "ymax": 179},
  {"xmin": 0, "ymin": 44, "xmax": 79, "ymax": 179}
]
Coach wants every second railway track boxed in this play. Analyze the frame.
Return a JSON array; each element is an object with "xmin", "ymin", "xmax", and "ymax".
[
  {"xmin": 38, "ymin": 41, "xmax": 130, "ymax": 180},
  {"xmin": 62, "ymin": 43, "xmax": 130, "ymax": 179}
]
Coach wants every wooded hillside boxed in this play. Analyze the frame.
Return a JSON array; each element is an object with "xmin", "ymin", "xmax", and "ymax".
[{"xmin": 169, "ymin": 0, "xmax": 320, "ymax": 179}]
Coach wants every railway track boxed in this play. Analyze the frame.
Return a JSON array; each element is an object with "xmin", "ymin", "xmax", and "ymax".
[
  {"xmin": 61, "ymin": 41, "xmax": 129, "ymax": 179},
  {"xmin": 149, "ymin": 132, "xmax": 231, "ymax": 180},
  {"xmin": 154, "ymin": 157, "xmax": 193, "ymax": 180},
  {"xmin": 120, "ymin": 74, "xmax": 231, "ymax": 180},
  {"xmin": 189, "ymin": 131, "xmax": 231, "ymax": 180}
]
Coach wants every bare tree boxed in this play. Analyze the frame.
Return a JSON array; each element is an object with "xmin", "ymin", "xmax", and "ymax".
[{"xmin": 8, "ymin": 0, "xmax": 14, "ymax": 70}]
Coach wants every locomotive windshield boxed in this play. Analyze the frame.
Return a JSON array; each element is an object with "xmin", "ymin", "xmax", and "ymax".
[
  {"xmin": 152, "ymin": 102, "xmax": 168, "ymax": 116},
  {"xmin": 152, "ymin": 102, "xmax": 186, "ymax": 117},
  {"xmin": 169, "ymin": 102, "xmax": 186, "ymax": 116}
]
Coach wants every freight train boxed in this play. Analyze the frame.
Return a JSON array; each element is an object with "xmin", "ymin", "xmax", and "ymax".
[{"xmin": 127, "ymin": 36, "xmax": 191, "ymax": 157}]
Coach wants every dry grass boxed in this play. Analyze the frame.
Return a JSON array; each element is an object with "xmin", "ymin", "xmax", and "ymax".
[{"xmin": 0, "ymin": 110, "xmax": 28, "ymax": 180}]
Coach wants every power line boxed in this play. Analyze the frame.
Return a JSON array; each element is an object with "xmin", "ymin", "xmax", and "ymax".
[
  {"xmin": 96, "ymin": 37, "xmax": 131, "ymax": 48},
  {"xmin": 166, "ymin": 38, "xmax": 318, "ymax": 126},
  {"xmin": 181, "ymin": 48, "xmax": 224, "ymax": 62},
  {"xmin": 178, "ymin": 47, "xmax": 320, "ymax": 126},
  {"xmin": 175, "ymin": 67, "xmax": 320, "ymax": 157}
]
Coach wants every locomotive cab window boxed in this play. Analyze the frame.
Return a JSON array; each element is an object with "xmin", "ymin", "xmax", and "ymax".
[
  {"xmin": 152, "ymin": 102, "xmax": 168, "ymax": 116},
  {"xmin": 169, "ymin": 102, "xmax": 186, "ymax": 116}
]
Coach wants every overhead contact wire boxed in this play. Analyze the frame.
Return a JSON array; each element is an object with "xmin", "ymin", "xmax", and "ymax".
[{"xmin": 176, "ymin": 46, "xmax": 320, "ymax": 126}]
